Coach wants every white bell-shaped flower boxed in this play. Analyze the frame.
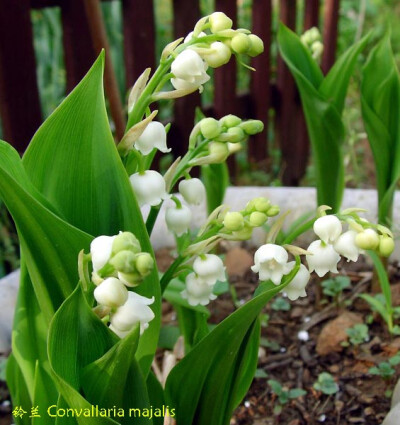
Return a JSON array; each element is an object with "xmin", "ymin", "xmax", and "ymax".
[
  {"xmin": 334, "ymin": 230, "xmax": 360, "ymax": 262},
  {"xmin": 181, "ymin": 272, "xmax": 217, "ymax": 306},
  {"xmin": 313, "ymin": 215, "xmax": 342, "ymax": 244},
  {"xmin": 129, "ymin": 170, "xmax": 168, "ymax": 207},
  {"xmin": 90, "ymin": 235, "xmax": 116, "ymax": 272},
  {"xmin": 135, "ymin": 121, "xmax": 171, "ymax": 155},
  {"xmin": 193, "ymin": 254, "xmax": 226, "ymax": 286},
  {"xmin": 171, "ymin": 50, "xmax": 210, "ymax": 91},
  {"xmin": 178, "ymin": 178, "xmax": 206, "ymax": 205},
  {"xmin": 94, "ymin": 277, "xmax": 128, "ymax": 308},
  {"xmin": 283, "ymin": 263, "xmax": 310, "ymax": 301},
  {"xmin": 306, "ymin": 240, "xmax": 340, "ymax": 277},
  {"xmin": 165, "ymin": 204, "xmax": 192, "ymax": 236},
  {"xmin": 110, "ymin": 292, "xmax": 155, "ymax": 335},
  {"xmin": 251, "ymin": 244, "xmax": 292, "ymax": 285}
]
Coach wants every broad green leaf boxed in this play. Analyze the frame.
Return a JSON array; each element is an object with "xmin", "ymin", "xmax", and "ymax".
[
  {"xmin": 277, "ymin": 23, "xmax": 324, "ymax": 89},
  {"xmin": 6, "ymin": 354, "xmax": 32, "ymax": 425},
  {"xmin": 201, "ymin": 163, "xmax": 229, "ymax": 215},
  {"xmin": 278, "ymin": 24, "xmax": 345, "ymax": 212},
  {"xmin": 0, "ymin": 141, "xmax": 92, "ymax": 320},
  {"xmin": 146, "ymin": 372, "xmax": 166, "ymax": 425},
  {"xmin": 32, "ymin": 362, "xmax": 58, "ymax": 425},
  {"xmin": 359, "ymin": 294, "xmax": 389, "ymax": 325},
  {"xmin": 48, "ymin": 284, "xmax": 119, "ymax": 425},
  {"xmin": 165, "ymin": 261, "xmax": 300, "ymax": 425},
  {"xmin": 320, "ymin": 33, "xmax": 370, "ymax": 113},
  {"xmin": 368, "ymin": 251, "xmax": 392, "ymax": 313},
  {"xmin": 82, "ymin": 326, "xmax": 152, "ymax": 425},
  {"xmin": 361, "ymin": 33, "xmax": 400, "ymax": 225},
  {"xmin": 22, "ymin": 51, "xmax": 160, "ymax": 375}
]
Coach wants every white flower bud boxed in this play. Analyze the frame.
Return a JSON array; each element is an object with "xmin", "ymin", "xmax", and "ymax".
[
  {"xmin": 90, "ymin": 235, "xmax": 116, "ymax": 272},
  {"xmin": 184, "ymin": 31, "xmax": 207, "ymax": 43},
  {"xmin": 181, "ymin": 272, "xmax": 217, "ymax": 306},
  {"xmin": 313, "ymin": 215, "xmax": 342, "ymax": 244},
  {"xmin": 209, "ymin": 12, "xmax": 233, "ymax": 33},
  {"xmin": 165, "ymin": 204, "xmax": 192, "ymax": 236},
  {"xmin": 283, "ymin": 263, "xmax": 310, "ymax": 301},
  {"xmin": 311, "ymin": 40, "xmax": 324, "ymax": 60},
  {"xmin": 110, "ymin": 292, "xmax": 155, "ymax": 335},
  {"xmin": 306, "ymin": 240, "xmax": 340, "ymax": 277},
  {"xmin": 251, "ymin": 244, "xmax": 292, "ymax": 285},
  {"xmin": 178, "ymin": 178, "xmax": 206, "ymax": 205},
  {"xmin": 171, "ymin": 49, "xmax": 210, "ymax": 92},
  {"xmin": 333, "ymin": 230, "xmax": 360, "ymax": 262},
  {"xmin": 94, "ymin": 277, "xmax": 128, "ymax": 308},
  {"xmin": 134, "ymin": 121, "xmax": 170, "ymax": 155},
  {"xmin": 355, "ymin": 228, "xmax": 380, "ymax": 250},
  {"xmin": 203, "ymin": 41, "xmax": 231, "ymax": 68},
  {"xmin": 129, "ymin": 170, "xmax": 168, "ymax": 207},
  {"xmin": 193, "ymin": 254, "xmax": 226, "ymax": 286}
]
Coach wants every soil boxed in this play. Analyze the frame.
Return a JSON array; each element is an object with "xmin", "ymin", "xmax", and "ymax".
[{"xmin": 1, "ymin": 248, "xmax": 400, "ymax": 425}]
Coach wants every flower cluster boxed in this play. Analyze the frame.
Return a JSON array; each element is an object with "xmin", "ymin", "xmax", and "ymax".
[
  {"xmin": 170, "ymin": 12, "xmax": 264, "ymax": 93},
  {"xmin": 251, "ymin": 209, "xmax": 395, "ymax": 301},
  {"xmin": 181, "ymin": 254, "xmax": 226, "ymax": 306},
  {"xmin": 90, "ymin": 231, "xmax": 155, "ymax": 337},
  {"xmin": 300, "ymin": 27, "xmax": 324, "ymax": 60},
  {"xmin": 306, "ymin": 213, "xmax": 394, "ymax": 277}
]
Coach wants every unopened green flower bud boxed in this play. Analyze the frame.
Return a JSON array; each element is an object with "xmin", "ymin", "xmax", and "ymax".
[
  {"xmin": 231, "ymin": 33, "xmax": 251, "ymax": 54},
  {"xmin": 247, "ymin": 34, "xmax": 264, "ymax": 57},
  {"xmin": 209, "ymin": 12, "xmax": 233, "ymax": 33},
  {"xmin": 220, "ymin": 114, "xmax": 241, "ymax": 128},
  {"xmin": 240, "ymin": 120, "xmax": 264, "ymax": 135},
  {"xmin": 355, "ymin": 228, "xmax": 380, "ymax": 250},
  {"xmin": 200, "ymin": 118, "xmax": 221, "ymax": 139},
  {"xmin": 247, "ymin": 197, "xmax": 270, "ymax": 213},
  {"xmin": 109, "ymin": 250, "xmax": 136, "ymax": 274},
  {"xmin": 223, "ymin": 211, "xmax": 245, "ymax": 231},
  {"xmin": 311, "ymin": 41, "xmax": 324, "ymax": 60},
  {"xmin": 204, "ymin": 42, "xmax": 232, "ymax": 68},
  {"xmin": 249, "ymin": 211, "xmax": 267, "ymax": 227},
  {"xmin": 227, "ymin": 142, "xmax": 242, "ymax": 154},
  {"xmin": 232, "ymin": 224, "xmax": 253, "ymax": 241},
  {"xmin": 378, "ymin": 235, "xmax": 395, "ymax": 257},
  {"xmin": 208, "ymin": 142, "xmax": 229, "ymax": 163},
  {"xmin": 118, "ymin": 271, "xmax": 142, "ymax": 288},
  {"xmin": 226, "ymin": 127, "xmax": 246, "ymax": 143},
  {"xmin": 112, "ymin": 232, "xmax": 141, "ymax": 256},
  {"xmin": 266, "ymin": 205, "xmax": 280, "ymax": 217},
  {"xmin": 135, "ymin": 253, "xmax": 154, "ymax": 277}
]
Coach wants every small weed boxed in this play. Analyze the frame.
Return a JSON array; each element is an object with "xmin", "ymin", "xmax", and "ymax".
[{"xmin": 313, "ymin": 372, "xmax": 339, "ymax": 395}]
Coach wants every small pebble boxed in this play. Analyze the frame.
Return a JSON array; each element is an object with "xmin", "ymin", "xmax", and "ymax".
[
  {"xmin": 280, "ymin": 347, "xmax": 287, "ymax": 353},
  {"xmin": 318, "ymin": 414, "xmax": 326, "ymax": 422},
  {"xmin": 244, "ymin": 401, "xmax": 251, "ymax": 408},
  {"xmin": 304, "ymin": 316, "xmax": 311, "ymax": 323},
  {"xmin": 297, "ymin": 330, "xmax": 309, "ymax": 341}
]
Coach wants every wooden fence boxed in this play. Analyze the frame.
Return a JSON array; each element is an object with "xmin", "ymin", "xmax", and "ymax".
[{"xmin": 0, "ymin": 0, "xmax": 340, "ymax": 185}]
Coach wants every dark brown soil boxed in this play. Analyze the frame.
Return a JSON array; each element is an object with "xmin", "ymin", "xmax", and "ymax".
[{"xmin": 2, "ymin": 249, "xmax": 399, "ymax": 425}]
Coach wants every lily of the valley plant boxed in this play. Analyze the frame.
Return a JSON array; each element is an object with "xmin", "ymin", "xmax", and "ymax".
[{"xmin": 0, "ymin": 12, "xmax": 393, "ymax": 425}]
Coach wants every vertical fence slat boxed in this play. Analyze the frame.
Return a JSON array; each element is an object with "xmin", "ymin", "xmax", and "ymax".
[
  {"xmin": 304, "ymin": 0, "xmax": 320, "ymax": 30},
  {"xmin": 61, "ymin": 0, "xmax": 97, "ymax": 92},
  {"xmin": 83, "ymin": 0, "xmax": 126, "ymax": 140},
  {"xmin": 321, "ymin": 0, "xmax": 340, "ymax": 74},
  {"xmin": 249, "ymin": 0, "xmax": 272, "ymax": 163},
  {"xmin": 0, "ymin": 0, "xmax": 42, "ymax": 151},
  {"xmin": 277, "ymin": 0, "xmax": 301, "ymax": 186},
  {"xmin": 171, "ymin": 0, "xmax": 201, "ymax": 157},
  {"xmin": 214, "ymin": 0, "xmax": 238, "ymax": 177},
  {"xmin": 122, "ymin": 0, "xmax": 156, "ymax": 88}
]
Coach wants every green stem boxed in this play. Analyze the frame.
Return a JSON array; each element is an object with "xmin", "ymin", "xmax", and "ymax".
[
  {"xmin": 146, "ymin": 205, "xmax": 161, "ymax": 235},
  {"xmin": 282, "ymin": 217, "xmax": 316, "ymax": 245},
  {"xmin": 160, "ymin": 255, "xmax": 186, "ymax": 294}
]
